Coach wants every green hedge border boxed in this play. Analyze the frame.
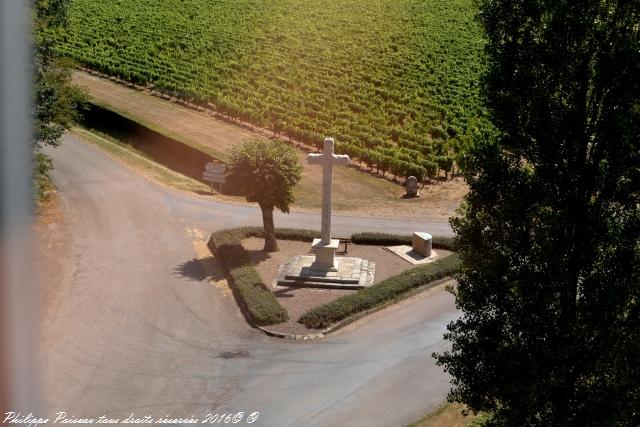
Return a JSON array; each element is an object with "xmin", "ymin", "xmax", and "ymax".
[
  {"xmin": 208, "ymin": 227, "xmax": 318, "ymax": 326},
  {"xmin": 298, "ymin": 253, "xmax": 461, "ymax": 329},
  {"xmin": 208, "ymin": 227, "xmax": 457, "ymax": 328},
  {"xmin": 351, "ymin": 231, "xmax": 456, "ymax": 251}
]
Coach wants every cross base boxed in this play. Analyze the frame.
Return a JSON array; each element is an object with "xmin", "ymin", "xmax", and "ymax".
[
  {"xmin": 311, "ymin": 238, "xmax": 340, "ymax": 270},
  {"xmin": 274, "ymin": 256, "xmax": 376, "ymax": 289}
]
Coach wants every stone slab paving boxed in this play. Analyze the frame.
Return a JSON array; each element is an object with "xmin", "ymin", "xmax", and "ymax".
[
  {"xmin": 385, "ymin": 245, "xmax": 439, "ymax": 265},
  {"xmin": 275, "ymin": 255, "xmax": 375, "ymax": 289}
]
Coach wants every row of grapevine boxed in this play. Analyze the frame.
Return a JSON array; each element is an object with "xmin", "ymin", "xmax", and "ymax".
[{"xmin": 51, "ymin": 0, "xmax": 493, "ymax": 181}]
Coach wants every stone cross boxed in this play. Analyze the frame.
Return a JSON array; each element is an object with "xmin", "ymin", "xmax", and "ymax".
[{"xmin": 308, "ymin": 137, "xmax": 350, "ymax": 245}]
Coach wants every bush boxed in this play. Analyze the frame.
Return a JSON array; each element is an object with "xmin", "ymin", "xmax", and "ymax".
[
  {"xmin": 351, "ymin": 232, "xmax": 456, "ymax": 251},
  {"xmin": 351, "ymin": 232, "xmax": 412, "ymax": 246},
  {"xmin": 209, "ymin": 227, "xmax": 459, "ymax": 328},
  {"xmin": 298, "ymin": 253, "xmax": 461, "ymax": 329},
  {"xmin": 209, "ymin": 229, "xmax": 288, "ymax": 325},
  {"xmin": 33, "ymin": 152, "xmax": 53, "ymax": 202},
  {"xmin": 246, "ymin": 227, "xmax": 317, "ymax": 242}
]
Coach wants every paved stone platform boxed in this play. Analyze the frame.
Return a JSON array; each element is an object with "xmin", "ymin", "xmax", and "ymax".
[
  {"xmin": 275, "ymin": 256, "xmax": 375, "ymax": 289},
  {"xmin": 385, "ymin": 245, "xmax": 438, "ymax": 265}
]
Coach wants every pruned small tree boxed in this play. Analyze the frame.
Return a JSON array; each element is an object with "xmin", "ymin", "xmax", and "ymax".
[{"xmin": 227, "ymin": 139, "xmax": 303, "ymax": 252}]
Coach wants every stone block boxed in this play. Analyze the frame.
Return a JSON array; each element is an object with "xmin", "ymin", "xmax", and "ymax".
[
  {"xmin": 412, "ymin": 232, "xmax": 432, "ymax": 257},
  {"xmin": 311, "ymin": 238, "xmax": 340, "ymax": 269}
]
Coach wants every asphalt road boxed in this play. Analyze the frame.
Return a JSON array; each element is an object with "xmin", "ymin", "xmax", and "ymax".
[{"xmin": 39, "ymin": 133, "xmax": 458, "ymax": 427}]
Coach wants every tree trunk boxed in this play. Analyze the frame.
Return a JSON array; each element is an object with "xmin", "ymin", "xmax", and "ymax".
[{"xmin": 260, "ymin": 204, "xmax": 278, "ymax": 252}]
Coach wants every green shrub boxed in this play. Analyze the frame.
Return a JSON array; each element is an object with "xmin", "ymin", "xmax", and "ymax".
[
  {"xmin": 229, "ymin": 266, "xmax": 288, "ymax": 325},
  {"xmin": 33, "ymin": 152, "xmax": 53, "ymax": 202},
  {"xmin": 298, "ymin": 254, "xmax": 461, "ymax": 329},
  {"xmin": 209, "ymin": 229, "xmax": 288, "ymax": 325},
  {"xmin": 247, "ymin": 227, "xmax": 318, "ymax": 242},
  {"xmin": 351, "ymin": 232, "xmax": 412, "ymax": 246},
  {"xmin": 209, "ymin": 227, "xmax": 459, "ymax": 328},
  {"xmin": 351, "ymin": 232, "xmax": 456, "ymax": 251}
]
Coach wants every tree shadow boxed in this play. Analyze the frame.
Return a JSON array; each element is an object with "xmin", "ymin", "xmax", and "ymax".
[
  {"xmin": 174, "ymin": 257, "xmax": 226, "ymax": 282},
  {"xmin": 244, "ymin": 249, "xmax": 272, "ymax": 265},
  {"xmin": 274, "ymin": 286, "xmax": 298, "ymax": 298}
]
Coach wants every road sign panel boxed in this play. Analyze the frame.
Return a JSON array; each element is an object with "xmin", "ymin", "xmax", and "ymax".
[
  {"xmin": 205, "ymin": 162, "xmax": 226, "ymax": 174},
  {"xmin": 202, "ymin": 171, "xmax": 225, "ymax": 183},
  {"xmin": 203, "ymin": 176, "xmax": 225, "ymax": 183},
  {"xmin": 203, "ymin": 162, "xmax": 226, "ymax": 192}
]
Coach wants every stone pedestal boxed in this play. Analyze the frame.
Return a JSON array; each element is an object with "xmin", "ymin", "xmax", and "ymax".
[
  {"xmin": 412, "ymin": 232, "xmax": 432, "ymax": 257},
  {"xmin": 275, "ymin": 256, "xmax": 376, "ymax": 289},
  {"xmin": 311, "ymin": 238, "xmax": 340, "ymax": 269}
]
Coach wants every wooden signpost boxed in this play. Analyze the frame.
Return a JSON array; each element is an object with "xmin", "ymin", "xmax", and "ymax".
[{"xmin": 202, "ymin": 161, "xmax": 226, "ymax": 193}]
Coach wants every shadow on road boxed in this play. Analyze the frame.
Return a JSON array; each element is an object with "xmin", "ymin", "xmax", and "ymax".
[{"xmin": 174, "ymin": 257, "xmax": 226, "ymax": 282}]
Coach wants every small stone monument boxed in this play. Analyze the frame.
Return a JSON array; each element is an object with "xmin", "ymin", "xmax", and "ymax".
[
  {"xmin": 412, "ymin": 232, "xmax": 432, "ymax": 257},
  {"xmin": 404, "ymin": 176, "xmax": 419, "ymax": 198},
  {"xmin": 384, "ymin": 231, "xmax": 437, "ymax": 265},
  {"xmin": 274, "ymin": 137, "xmax": 376, "ymax": 289}
]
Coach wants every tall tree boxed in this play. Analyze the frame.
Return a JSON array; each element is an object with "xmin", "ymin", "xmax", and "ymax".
[
  {"xmin": 33, "ymin": 0, "xmax": 85, "ymax": 199},
  {"xmin": 226, "ymin": 139, "xmax": 303, "ymax": 251},
  {"xmin": 435, "ymin": 1, "xmax": 640, "ymax": 426}
]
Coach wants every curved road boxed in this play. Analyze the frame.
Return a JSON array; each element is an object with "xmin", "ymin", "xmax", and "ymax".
[{"xmin": 40, "ymin": 134, "xmax": 457, "ymax": 427}]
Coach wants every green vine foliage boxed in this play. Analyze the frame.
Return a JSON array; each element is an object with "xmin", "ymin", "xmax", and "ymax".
[{"xmin": 49, "ymin": 0, "xmax": 494, "ymax": 179}]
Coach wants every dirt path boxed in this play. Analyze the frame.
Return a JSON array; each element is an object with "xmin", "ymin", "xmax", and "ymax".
[{"xmin": 73, "ymin": 71, "xmax": 467, "ymax": 221}]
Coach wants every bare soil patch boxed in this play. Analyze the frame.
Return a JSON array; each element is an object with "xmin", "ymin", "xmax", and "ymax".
[
  {"xmin": 74, "ymin": 71, "xmax": 467, "ymax": 220},
  {"xmin": 242, "ymin": 237, "xmax": 452, "ymax": 335}
]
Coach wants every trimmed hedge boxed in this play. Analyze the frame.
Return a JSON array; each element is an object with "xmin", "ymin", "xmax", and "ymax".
[
  {"xmin": 247, "ymin": 227, "xmax": 317, "ymax": 242},
  {"xmin": 209, "ymin": 227, "xmax": 459, "ymax": 328},
  {"xmin": 209, "ymin": 228, "xmax": 288, "ymax": 325},
  {"xmin": 298, "ymin": 253, "xmax": 461, "ymax": 329},
  {"xmin": 351, "ymin": 232, "xmax": 456, "ymax": 251}
]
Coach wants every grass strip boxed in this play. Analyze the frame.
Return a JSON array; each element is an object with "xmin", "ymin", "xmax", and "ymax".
[
  {"xmin": 407, "ymin": 402, "xmax": 477, "ymax": 427},
  {"xmin": 72, "ymin": 127, "xmax": 211, "ymax": 194}
]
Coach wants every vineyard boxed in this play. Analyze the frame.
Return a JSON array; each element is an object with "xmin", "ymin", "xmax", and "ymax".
[{"xmin": 52, "ymin": 0, "xmax": 492, "ymax": 180}]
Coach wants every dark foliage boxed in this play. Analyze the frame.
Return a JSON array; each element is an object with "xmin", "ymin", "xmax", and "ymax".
[
  {"xmin": 435, "ymin": 1, "xmax": 640, "ymax": 425},
  {"xmin": 33, "ymin": 0, "xmax": 86, "ymax": 199}
]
